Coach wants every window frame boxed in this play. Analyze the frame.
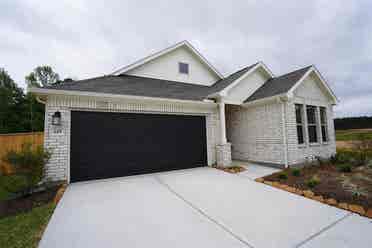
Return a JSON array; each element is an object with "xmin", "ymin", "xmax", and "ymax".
[
  {"xmin": 320, "ymin": 106, "xmax": 329, "ymax": 143},
  {"xmin": 295, "ymin": 104, "xmax": 305, "ymax": 145},
  {"xmin": 178, "ymin": 62, "xmax": 189, "ymax": 74},
  {"xmin": 306, "ymin": 105, "xmax": 319, "ymax": 144}
]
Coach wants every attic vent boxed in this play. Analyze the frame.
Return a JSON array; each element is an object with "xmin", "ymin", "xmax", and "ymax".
[
  {"xmin": 96, "ymin": 101, "xmax": 109, "ymax": 109},
  {"xmin": 179, "ymin": 62, "xmax": 189, "ymax": 74}
]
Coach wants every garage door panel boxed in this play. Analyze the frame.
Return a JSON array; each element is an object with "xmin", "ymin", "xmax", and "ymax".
[{"xmin": 70, "ymin": 111, "xmax": 207, "ymax": 182}]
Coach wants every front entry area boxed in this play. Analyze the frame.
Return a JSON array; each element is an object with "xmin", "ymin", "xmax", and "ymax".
[{"xmin": 70, "ymin": 111, "xmax": 207, "ymax": 182}]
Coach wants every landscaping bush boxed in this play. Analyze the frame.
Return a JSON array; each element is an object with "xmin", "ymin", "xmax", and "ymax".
[
  {"xmin": 291, "ymin": 168, "xmax": 301, "ymax": 177},
  {"xmin": 278, "ymin": 172, "xmax": 288, "ymax": 180},
  {"xmin": 337, "ymin": 164, "xmax": 352, "ymax": 173},
  {"xmin": 306, "ymin": 175, "xmax": 320, "ymax": 188},
  {"xmin": 1, "ymin": 143, "xmax": 51, "ymax": 197}
]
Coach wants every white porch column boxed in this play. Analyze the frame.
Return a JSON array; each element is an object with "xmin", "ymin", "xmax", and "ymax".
[
  {"xmin": 216, "ymin": 99, "xmax": 231, "ymax": 167},
  {"xmin": 218, "ymin": 101, "xmax": 227, "ymax": 144}
]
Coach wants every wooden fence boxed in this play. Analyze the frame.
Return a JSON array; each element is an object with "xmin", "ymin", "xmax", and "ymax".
[{"xmin": 0, "ymin": 132, "xmax": 44, "ymax": 174}]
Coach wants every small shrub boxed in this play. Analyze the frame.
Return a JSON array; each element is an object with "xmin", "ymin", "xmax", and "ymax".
[
  {"xmin": 350, "ymin": 188, "xmax": 366, "ymax": 198},
  {"xmin": 2, "ymin": 143, "xmax": 51, "ymax": 196},
  {"xmin": 291, "ymin": 168, "xmax": 301, "ymax": 177},
  {"xmin": 278, "ymin": 172, "xmax": 288, "ymax": 180},
  {"xmin": 338, "ymin": 164, "xmax": 352, "ymax": 173},
  {"xmin": 306, "ymin": 175, "xmax": 320, "ymax": 188}
]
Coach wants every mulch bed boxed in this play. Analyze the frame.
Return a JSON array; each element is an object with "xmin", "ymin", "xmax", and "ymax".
[
  {"xmin": 214, "ymin": 165, "xmax": 246, "ymax": 174},
  {"xmin": 0, "ymin": 186, "xmax": 59, "ymax": 218},
  {"xmin": 263, "ymin": 164, "xmax": 372, "ymax": 210}
]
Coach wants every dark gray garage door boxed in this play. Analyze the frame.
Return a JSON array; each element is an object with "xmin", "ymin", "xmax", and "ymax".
[{"xmin": 70, "ymin": 111, "xmax": 207, "ymax": 182}]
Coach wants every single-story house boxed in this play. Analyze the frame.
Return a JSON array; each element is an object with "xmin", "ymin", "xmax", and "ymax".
[{"xmin": 29, "ymin": 40, "xmax": 338, "ymax": 183}]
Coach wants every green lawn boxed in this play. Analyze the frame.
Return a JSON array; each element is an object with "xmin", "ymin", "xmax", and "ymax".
[
  {"xmin": 0, "ymin": 203, "xmax": 55, "ymax": 248},
  {"xmin": 335, "ymin": 129, "xmax": 372, "ymax": 141},
  {"xmin": 0, "ymin": 175, "xmax": 27, "ymax": 201}
]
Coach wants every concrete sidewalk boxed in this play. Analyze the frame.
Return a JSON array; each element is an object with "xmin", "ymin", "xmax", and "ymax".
[{"xmin": 40, "ymin": 167, "xmax": 372, "ymax": 248}]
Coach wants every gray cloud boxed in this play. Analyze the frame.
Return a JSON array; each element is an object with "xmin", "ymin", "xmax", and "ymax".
[{"xmin": 1, "ymin": 0, "xmax": 371, "ymax": 117}]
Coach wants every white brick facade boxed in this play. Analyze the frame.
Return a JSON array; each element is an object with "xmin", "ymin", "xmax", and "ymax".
[
  {"xmin": 43, "ymin": 95, "xmax": 221, "ymax": 182},
  {"xmin": 226, "ymin": 102, "xmax": 285, "ymax": 166},
  {"xmin": 286, "ymin": 73, "xmax": 336, "ymax": 165}
]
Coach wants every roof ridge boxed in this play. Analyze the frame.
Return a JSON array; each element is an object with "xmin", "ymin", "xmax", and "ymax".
[
  {"xmin": 224, "ymin": 62, "xmax": 259, "ymax": 79},
  {"xmin": 275, "ymin": 65, "xmax": 312, "ymax": 79}
]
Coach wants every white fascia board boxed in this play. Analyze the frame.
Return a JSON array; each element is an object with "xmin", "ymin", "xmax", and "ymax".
[
  {"xmin": 28, "ymin": 87, "xmax": 217, "ymax": 108},
  {"xmin": 287, "ymin": 66, "xmax": 338, "ymax": 104},
  {"xmin": 111, "ymin": 40, "xmax": 223, "ymax": 79},
  {"xmin": 220, "ymin": 62, "xmax": 274, "ymax": 96}
]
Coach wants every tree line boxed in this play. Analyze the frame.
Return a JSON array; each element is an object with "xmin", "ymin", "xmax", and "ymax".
[
  {"xmin": 0, "ymin": 66, "xmax": 70, "ymax": 134},
  {"xmin": 334, "ymin": 116, "xmax": 372, "ymax": 130}
]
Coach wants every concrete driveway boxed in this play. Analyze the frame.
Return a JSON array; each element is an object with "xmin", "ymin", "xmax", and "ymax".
[{"xmin": 39, "ymin": 167, "xmax": 372, "ymax": 248}]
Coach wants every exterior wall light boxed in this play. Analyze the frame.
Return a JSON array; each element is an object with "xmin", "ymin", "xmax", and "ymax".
[{"xmin": 52, "ymin": 111, "xmax": 62, "ymax": 126}]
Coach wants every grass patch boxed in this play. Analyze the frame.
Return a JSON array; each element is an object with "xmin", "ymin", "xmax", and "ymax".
[
  {"xmin": 0, "ymin": 203, "xmax": 55, "ymax": 248},
  {"xmin": 0, "ymin": 175, "xmax": 27, "ymax": 201},
  {"xmin": 336, "ymin": 129, "xmax": 372, "ymax": 141},
  {"xmin": 278, "ymin": 172, "xmax": 288, "ymax": 180}
]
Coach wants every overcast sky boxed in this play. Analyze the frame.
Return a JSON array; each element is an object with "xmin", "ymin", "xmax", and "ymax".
[{"xmin": 1, "ymin": 0, "xmax": 371, "ymax": 117}]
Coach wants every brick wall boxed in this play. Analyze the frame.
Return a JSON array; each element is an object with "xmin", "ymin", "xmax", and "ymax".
[{"xmin": 226, "ymin": 102, "xmax": 285, "ymax": 166}]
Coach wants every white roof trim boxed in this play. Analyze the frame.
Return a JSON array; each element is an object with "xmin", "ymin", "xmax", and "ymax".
[
  {"xmin": 220, "ymin": 61, "xmax": 274, "ymax": 96},
  {"xmin": 287, "ymin": 66, "xmax": 338, "ymax": 104},
  {"xmin": 28, "ymin": 87, "xmax": 217, "ymax": 107},
  {"xmin": 111, "ymin": 40, "xmax": 224, "ymax": 79}
]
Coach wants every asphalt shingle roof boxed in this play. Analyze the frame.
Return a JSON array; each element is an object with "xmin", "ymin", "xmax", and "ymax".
[
  {"xmin": 44, "ymin": 74, "xmax": 212, "ymax": 101},
  {"xmin": 43, "ymin": 63, "xmax": 259, "ymax": 101},
  {"xmin": 42, "ymin": 64, "xmax": 312, "ymax": 103},
  {"xmin": 244, "ymin": 66, "xmax": 312, "ymax": 102},
  {"xmin": 207, "ymin": 63, "xmax": 258, "ymax": 94}
]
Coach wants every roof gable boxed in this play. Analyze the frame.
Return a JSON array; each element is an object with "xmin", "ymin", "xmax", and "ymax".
[
  {"xmin": 207, "ymin": 62, "xmax": 274, "ymax": 99},
  {"xmin": 245, "ymin": 66, "xmax": 311, "ymax": 103},
  {"xmin": 111, "ymin": 41, "xmax": 223, "ymax": 86},
  {"xmin": 244, "ymin": 65, "xmax": 338, "ymax": 104}
]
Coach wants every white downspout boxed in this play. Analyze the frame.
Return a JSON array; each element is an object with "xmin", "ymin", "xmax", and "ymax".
[{"xmin": 280, "ymin": 97, "xmax": 289, "ymax": 168}]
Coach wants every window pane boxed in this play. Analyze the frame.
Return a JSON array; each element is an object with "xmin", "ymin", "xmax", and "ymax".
[
  {"xmin": 308, "ymin": 125, "xmax": 318, "ymax": 143},
  {"xmin": 297, "ymin": 125, "xmax": 304, "ymax": 144},
  {"xmin": 179, "ymin": 62, "xmax": 189, "ymax": 74},
  {"xmin": 320, "ymin": 107, "xmax": 327, "ymax": 124},
  {"xmin": 322, "ymin": 126, "xmax": 328, "ymax": 142},
  {"xmin": 295, "ymin": 104, "xmax": 303, "ymax": 124},
  {"xmin": 306, "ymin": 106, "xmax": 316, "ymax": 124}
]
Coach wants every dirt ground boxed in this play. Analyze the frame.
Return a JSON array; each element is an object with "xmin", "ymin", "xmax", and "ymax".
[
  {"xmin": 263, "ymin": 164, "xmax": 372, "ymax": 210},
  {"xmin": 0, "ymin": 186, "xmax": 58, "ymax": 218}
]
